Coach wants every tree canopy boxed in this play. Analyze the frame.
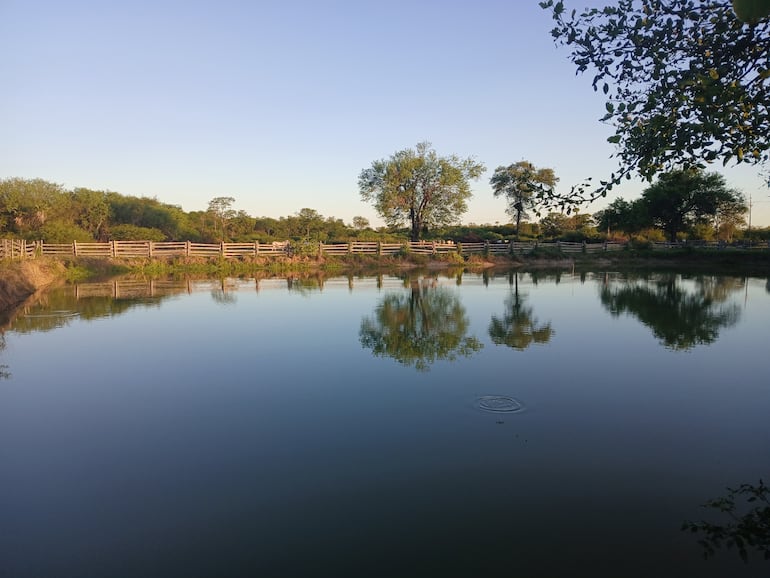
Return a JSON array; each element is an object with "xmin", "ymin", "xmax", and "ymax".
[
  {"xmin": 358, "ymin": 142, "xmax": 485, "ymax": 241},
  {"xmin": 540, "ymin": 0, "xmax": 770, "ymax": 203},
  {"xmin": 490, "ymin": 161, "xmax": 558, "ymax": 236},
  {"xmin": 640, "ymin": 169, "xmax": 744, "ymax": 241}
]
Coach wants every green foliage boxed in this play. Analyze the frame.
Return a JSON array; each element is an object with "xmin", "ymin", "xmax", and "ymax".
[
  {"xmin": 0, "ymin": 177, "xmax": 65, "ymax": 238},
  {"xmin": 594, "ymin": 197, "xmax": 650, "ymax": 236},
  {"xmin": 108, "ymin": 194, "xmax": 193, "ymax": 240},
  {"xmin": 38, "ymin": 221, "xmax": 93, "ymax": 243},
  {"xmin": 108, "ymin": 224, "xmax": 166, "ymax": 241},
  {"xmin": 490, "ymin": 161, "xmax": 559, "ymax": 234},
  {"xmin": 541, "ymin": 0, "xmax": 770, "ymax": 204},
  {"xmin": 732, "ymin": 0, "xmax": 770, "ymax": 24},
  {"xmin": 289, "ymin": 237, "xmax": 321, "ymax": 258},
  {"xmin": 539, "ymin": 212, "xmax": 571, "ymax": 238},
  {"xmin": 359, "ymin": 142, "xmax": 485, "ymax": 241},
  {"xmin": 640, "ymin": 169, "xmax": 746, "ymax": 241},
  {"xmin": 70, "ymin": 188, "xmax": 110, "ymax": 240},
  {"xmin": 682, "ymin": 479, "xmax": 770, "ymax": 562}
]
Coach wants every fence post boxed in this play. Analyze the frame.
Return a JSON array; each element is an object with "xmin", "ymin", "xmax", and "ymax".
[
  {"xmin": 220, "ymin": 241, "xmax": 225, "ymax": 258},
  {"xmin": 378, "ymin": 241, "xmax": 383, "ymax": 256},
  {"xmin": 149, "ymin": 241, "xmax": 154, "ymax": 258},
  {"xmin": 186, "ymin": 241, "xmax": 191, "ymax": 256},
  {"xmin": 73, "ymin": 240, "xmax": 78, "ymax": 257}
]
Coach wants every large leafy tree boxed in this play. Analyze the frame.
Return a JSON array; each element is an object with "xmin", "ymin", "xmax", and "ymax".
[
  {"xmin": 490, "ymin": 161, "xmax": 558, "ymax": 236},
  {"xmin": 358, "ymin": 142, "xmax": 485, "ymax": 241},
  {"xmin": 540, "ymin": 0, "xmax": 770, "ymax": 203},
  {"xmin": 640, "ymin": 169, "xmax": 744, "ymax": 241}
]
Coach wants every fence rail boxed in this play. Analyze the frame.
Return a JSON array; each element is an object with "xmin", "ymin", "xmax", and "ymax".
[
  {"xmin": 0, "ymin": 239, "xmax": 641, "ymax": 260},
  {"xmin": 5, "ymin": 237, "xmax": 769, "ymax": 261}
]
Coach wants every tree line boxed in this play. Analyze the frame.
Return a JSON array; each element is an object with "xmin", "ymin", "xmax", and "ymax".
[{"xmin": 0, "ymin": 169, "xmax": 767, "ymax": 246}]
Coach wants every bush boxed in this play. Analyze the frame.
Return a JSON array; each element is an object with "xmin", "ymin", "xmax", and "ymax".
[
  {"xmin": 109, "ymin": 224, "xmax": 166, "ymax": 241},
  {"xmin": 38, "ymin": 222, "xmax": 94, "ymax": 243}
]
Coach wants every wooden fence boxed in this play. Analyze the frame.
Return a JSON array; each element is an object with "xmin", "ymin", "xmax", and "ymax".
[{"xmin": 0, "ymin": 239, "xmax": 632, "ymax": 260}]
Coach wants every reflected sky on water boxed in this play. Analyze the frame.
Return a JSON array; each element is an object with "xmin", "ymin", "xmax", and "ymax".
[{"xmin": 0, "ymin": 270, "xmax": 768, "ymax": 577}]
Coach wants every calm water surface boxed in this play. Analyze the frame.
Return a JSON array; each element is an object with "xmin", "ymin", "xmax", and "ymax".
[{"xmin": 0, "ymin": 270, "xmax": 768, "ymax": 577}]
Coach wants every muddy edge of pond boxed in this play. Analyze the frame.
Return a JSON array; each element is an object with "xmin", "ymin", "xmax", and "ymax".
[{"xmin": 0, "ymin": 259, "xmax": 66, "ymax": 312}]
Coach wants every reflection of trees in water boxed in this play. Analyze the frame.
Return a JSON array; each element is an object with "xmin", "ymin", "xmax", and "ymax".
[
  {"xmin": 8, "ymin": 292, "xmax": 163, "ymax": 334},
  {"xmin": 359, "ymin": 277, "xmax": 482, "ymax": 371},
  {"xmin": 682, "ymin": 479, "xmax": 770, "ymax": 562},
  {"xmin": 600, "ymin": 274, "xmax": 742, "ymax": 350},
  {"xmin": 0, "ymin": 333, "xmax": 9, "ymax": 379},
  {"xmin": 488, "ymin": 272, "xmax": 554, "ymax": 350},
  {"xmin": 209, "ymin": 279, "xmax": 239, "ymax": 305}
]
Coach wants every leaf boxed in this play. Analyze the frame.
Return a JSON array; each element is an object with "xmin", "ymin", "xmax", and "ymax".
[{"xmin": 607, "ymin": 135, "xmax": 622, "ymax": 144}]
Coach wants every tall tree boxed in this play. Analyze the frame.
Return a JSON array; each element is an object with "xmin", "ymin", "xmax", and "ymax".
[
  {"xmin": 207, "ymin": 196, "xmax": 236, "ymax": 242},
  {"xmin": 540, "ymin": 0, "xmax": 770, "ymax": 204},
  {"xmin": 640, "ymin": 169, "xmax": 744, "ymax": 241},
  {"xmin": 359, "ymin": 142, "xmax": 485, "ymax": 241},
  {"xmin": 490, "ymin": 161, "xmax": 558, "ymax": 237}
]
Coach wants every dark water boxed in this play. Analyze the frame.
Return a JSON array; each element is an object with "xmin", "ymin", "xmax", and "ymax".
[{"xmin": 0, "ymin": 270, "xmax": 768, "ymax": 577}]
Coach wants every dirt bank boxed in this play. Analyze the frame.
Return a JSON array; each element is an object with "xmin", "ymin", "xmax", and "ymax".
[{"xmin": 0, "ymin": 259, "xmax": 66, "ymax": 312}]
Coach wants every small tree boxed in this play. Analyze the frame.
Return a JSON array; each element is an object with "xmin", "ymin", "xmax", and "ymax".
[
  {"xmin": 359, "ymin": 142, "xmax": 485, "ymax": 241},
  {"xmin": 490, "ymin": 161, "xmax": 558, "ymax": 238},
  {"xmin": 352, "ymin": 216, "xmax": 370, "ymax": 230}
]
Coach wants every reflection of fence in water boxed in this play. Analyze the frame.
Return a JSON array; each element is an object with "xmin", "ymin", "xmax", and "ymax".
[{"xmin": 70, "ymin": 279, "xmax": 194, "ymax": 300}]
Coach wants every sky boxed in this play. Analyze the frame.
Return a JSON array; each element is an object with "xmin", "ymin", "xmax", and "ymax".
[{"xmin": 2, "ymin": 0, "xmax": 770, "ymax": 228}]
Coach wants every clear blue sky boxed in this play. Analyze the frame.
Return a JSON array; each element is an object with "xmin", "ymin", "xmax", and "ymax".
[{"xmin": 2, "ymin": 0, "xmax": 769, "ymax": 227}]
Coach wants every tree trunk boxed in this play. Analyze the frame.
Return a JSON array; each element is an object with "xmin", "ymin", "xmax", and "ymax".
[{"xmin": 410, "ymin": 208, "xmax": 421, "ymax": 241}]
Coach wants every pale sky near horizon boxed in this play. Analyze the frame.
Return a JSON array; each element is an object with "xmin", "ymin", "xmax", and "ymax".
[{"xmin": 3, "ymin": 0, "xmax": 770, "ymax": 227}]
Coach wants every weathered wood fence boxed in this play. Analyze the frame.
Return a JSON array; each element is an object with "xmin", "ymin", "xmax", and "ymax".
[{"xmin": 0, "ymin": 239, "xmax": 630, "ymax": 260}]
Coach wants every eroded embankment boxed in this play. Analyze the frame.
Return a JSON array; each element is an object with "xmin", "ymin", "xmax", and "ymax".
[{"xmin": 0, "ymin": 259, "xmax": 66, "ymax": 312}]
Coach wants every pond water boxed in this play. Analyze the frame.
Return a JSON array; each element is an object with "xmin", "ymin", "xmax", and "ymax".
[{"xmin": 0, "ymin": 269, "xmax": 768, "ymax": 577}]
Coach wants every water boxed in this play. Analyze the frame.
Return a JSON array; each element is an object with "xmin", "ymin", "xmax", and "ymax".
[{"xmin": 0, "ymin": 270, "xmax": 768, "ymax": 577}]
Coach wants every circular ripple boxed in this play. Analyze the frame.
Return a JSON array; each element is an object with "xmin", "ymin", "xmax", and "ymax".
[{"xmin": 477, "ymin": 395, "xmax": 524, "ymax": 413}]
